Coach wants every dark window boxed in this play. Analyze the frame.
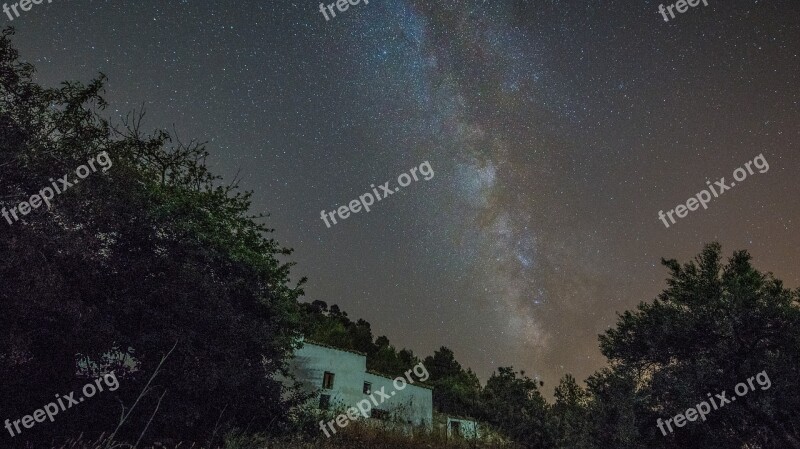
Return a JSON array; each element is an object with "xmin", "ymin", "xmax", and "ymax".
[
  {"xmin": 363, "ymin": 382, "xmax": 371, "ymax": 395},
  {"xmin": 451, "ymin": 421, "xmax": 462, "ymax": 437},
  {"xmin": 371, "ymin": 409, "xmax": 389, "ymax": 420},
  {"xmin": 322, "ymin": 371, "xmax": 335, "ymax": 389},
  {"xmin": 319, "ymin": 394, "xmax": 331, "ymax": 410}
]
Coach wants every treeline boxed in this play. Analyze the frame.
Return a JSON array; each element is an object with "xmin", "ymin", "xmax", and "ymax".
[
  {"xmin": 2, "ymin": 28, "xmax": 799, "ymax": 449},
  {"xmin": 298, "ymin": 241, "xmax": 800, "ymax": 449},
  {"xmin": 297, "ymin": 299, "xmax": 544, "ymax": 439},
  {"xmin": 298, "ymin": 299, "xmax": 484, "ymax": 414}
]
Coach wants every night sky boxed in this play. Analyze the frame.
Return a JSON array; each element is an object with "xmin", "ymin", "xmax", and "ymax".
[{"xmin": 10, "ymin": 0, "xmax": 800, "ymax": 391}]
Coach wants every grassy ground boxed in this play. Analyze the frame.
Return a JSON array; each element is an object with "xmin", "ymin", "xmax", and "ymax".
[{"xmin": 50, "ymin": 422, "xmax": 517, "ymax": 449}]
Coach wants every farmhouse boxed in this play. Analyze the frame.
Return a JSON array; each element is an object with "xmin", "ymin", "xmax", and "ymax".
[{"xmin": 282, "ymin": 340, "xmax": 433, "ymax": 428}]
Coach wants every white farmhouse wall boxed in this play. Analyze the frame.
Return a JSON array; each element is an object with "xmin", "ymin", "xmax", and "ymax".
[
  {"xmin": 282, "ymin": 341, "xmax": 433, "ymax": 428},
  {"xmin": 285, "ymin": 342, "xmax": 366, "ymax": 410},
  {"xmin": 363, "ymin": 372, "xmax": 432, "ymax": 427}
]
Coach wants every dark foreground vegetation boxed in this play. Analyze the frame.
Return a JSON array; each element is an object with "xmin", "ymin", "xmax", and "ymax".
[{"xmin": 1, "ymin": 29, "xmax": 799, "ymax": 449}]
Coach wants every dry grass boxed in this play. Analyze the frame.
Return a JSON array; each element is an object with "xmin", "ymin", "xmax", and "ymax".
[{"xmin": 50, "ymin": 421, "xmax": 517, "ymax": 449}]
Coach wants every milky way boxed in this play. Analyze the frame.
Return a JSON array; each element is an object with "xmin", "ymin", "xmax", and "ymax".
[{"xmin": 11, "ymin": 0, "xmax": 800, "ymax": 390}]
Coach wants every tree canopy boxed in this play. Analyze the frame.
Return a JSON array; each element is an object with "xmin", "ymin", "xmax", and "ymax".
[
  {"xmin": 590, "ymin": 242, "xmax": 800, "ymax": 449},
  {"xmin": 0, "ymin": 28, "xmax": 306, "ymax": 446}
]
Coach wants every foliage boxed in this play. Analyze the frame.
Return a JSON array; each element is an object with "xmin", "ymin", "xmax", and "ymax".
[
  {"xmin": 297, "ymin": 300, "xmax": 421, "ymax": 377},
  {"xmin": 478, "ymin": 367, "xmax": 553, "ymax": 449},
  {"xmin": 423, "ymin": 347, "xmax": 482, "ymax": 416},
  {"xmin": 592, "ymin": 242, "xmax": 800, "ymax": 449},
  {"xmin": 551, "ymin": 374, "xmax": 592, "ymax": 449},
  {"xmin": 222, "ymin": 429, "xmax": 269, "ymax": 449},
  {"xmin": 0, "ymin": 28, "xmax": 305, "ymax": 447}
]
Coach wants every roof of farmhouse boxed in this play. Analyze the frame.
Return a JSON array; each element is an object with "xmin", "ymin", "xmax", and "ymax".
[{"xmin": 301, "ymin": 339, "xmax": 367, "ymax": 356}]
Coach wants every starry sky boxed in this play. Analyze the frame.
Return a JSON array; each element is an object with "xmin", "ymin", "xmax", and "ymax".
[{"xmin": 10, "ymin": 0, "xmax": 800, "ymax": 391}]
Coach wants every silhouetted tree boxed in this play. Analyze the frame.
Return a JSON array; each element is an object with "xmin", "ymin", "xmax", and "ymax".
[
  {"xmin": 423, "ymin": 347, "xmax": 481, "ymax": 416},
  {"xmin": 593, "ymin": 243, "xmax": 800, "ymax": 449},
  {"xmin": 480, "ymin": 366, "xmax": 553, "ymax": 448},
  {"xmin": 551, "ymin": 374, "xmax": 592, "ymax": 449},
  {"xmin": 0, "ymin": 28, "xmax": 305, "ymax": 447}
]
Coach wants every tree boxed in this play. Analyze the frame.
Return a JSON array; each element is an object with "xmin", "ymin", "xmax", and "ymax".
[
  {"xmin": 468, "ymin": 367, "xmax": 553, "ymax": 448},
  {"xmin": 551, "ymin": 374, "xmax": 592, "ymax": 449},
  {"xmin": 423, "ymin": 347, "xmax": 481, "ymax": 416},
  {"xmin": 0, "ymin": 28, "xmax": 305, "ymax": 446},
  {"xmin": 595, "ymin": 243, "xmax": 800, "ymax": 449},
  {"xmin": 297, "ymin": 301, "xmax": 422, "ymax": 377},
  {"xmin": 480, "ymin": 366, "xmax": 553, "ymax": 448},
  {"xmin": 583, "ymin": 368, "xmax": 647, "ymax": 449}
]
